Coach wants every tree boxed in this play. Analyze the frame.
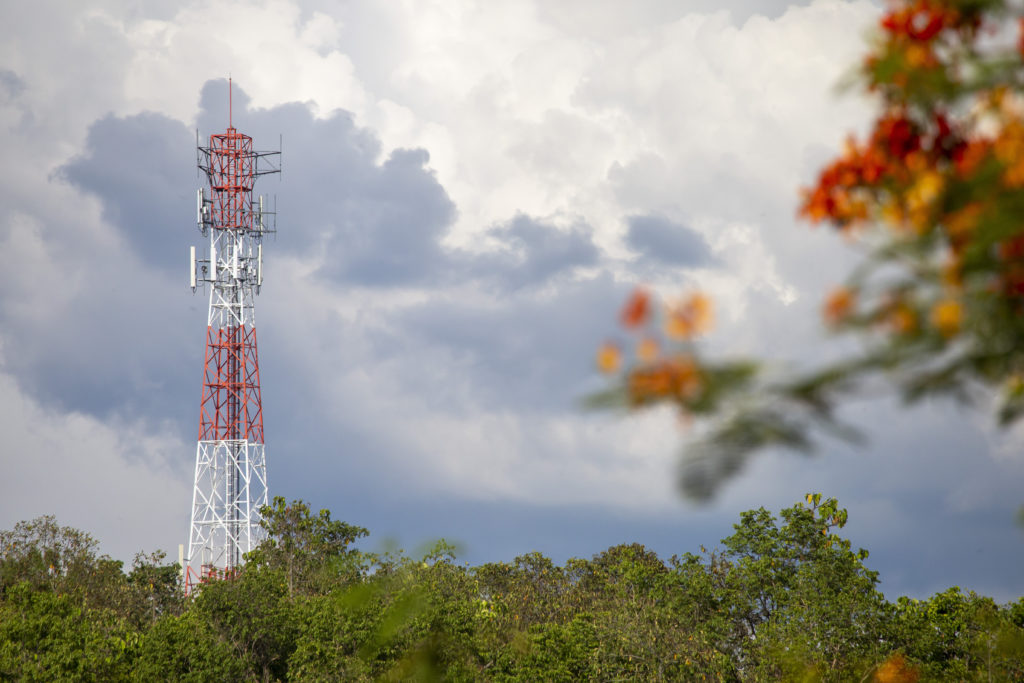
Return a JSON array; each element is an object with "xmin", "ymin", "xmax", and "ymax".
[
  {"xmin": 0, "ymin": 517, "xmax": 149, "ymax": 681},
  {"xmin": 0, "ymin": 582, "xmax": 137, "ymax": 682},
  {"xmin": 717, "ymin": 497, "xmax": 891, "ymax": 680},
  {"xmin": 594, "ymin": 0, "xmax": 1024, "ymax": 500},
  {"xmin": 890, "ymin": 587, "xmax": 1024, "ymax": 680},
  {"xmin": 3, "ymin": 501, "xmax": 1020, "ymax": 680},
  {"xmin": 287, "ymin": 540, "xmax": 485, "ymax": 682},
  {"xmin": 132, "ymin": 608, "xmax": 249, "ymax": 683},
  {"xmin": 247, "ymin": 496, "xmax": 369, "ymax": 597},
  {"xmin": 570, "ymin": 543, "xmax": 735, "ymax": 681},
  {"xmin": 123, "ymin": 550, "xmax": 184, "ymax": 629},
  {"xmin": 0, "ymin": 515, "xmax": 120, "ymax": 600}
]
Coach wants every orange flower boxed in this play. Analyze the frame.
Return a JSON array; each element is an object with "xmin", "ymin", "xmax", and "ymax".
[
  {"xmin": 596, "ymin": 341, "xmax": 622, "ymax": 374},
  {"xmin": 880, "ymin": 197, "xmax": 905, "ymax": 229},
  {"xmin": 637, "ymin": 337, "xmax": 660, "ymax": 363},
  {"xmin": 874, "ymin": 652, "xmax": 920, "ymax": 683},
  {"xmin": 824, "ymin": 287, "xmax": 856, "ymax": 326},
  {"xmin": 994, "ymin": 120, "xmax": 1024, "ymax": 161},
  {"xmin": 628, "ymin": 366, "xmax": 673, "ymax": 405},
  {"xmin": 904, "ymin": 150, "xmax": 928, "ymax": 174},
  {"xmin": 880, "ymin": 1, "xmax": 957, "ymax": 43},
  {"xmin": 1019, "ymin": 16, "xmax": 1024, "ymax": 59},
  {"xmin": 665, "ymin": 293, "xmax": 714, "ymax": 340},
  {"xmin": 1004, "ymin": 160, "xmax": 1024, "ymax": 188},
  {"xmin": 876, "ymin": 111, "xmax": 920, "ymax": 162},
  {"xmin": 800, "ymin": 160, "xmax": 872, "ymax": 228},
  {"xmin": 999, "ymin": 237, "xmax": 1024, "ymax": 298},
  {"xmin": 886, "ymin": 302, "xmax": 917, "ymax": 336},
  {"xmin": 666, "ymin": 354, "xmax": 702, "ymax": 400},
  {"xmin": 953, "ymin": 139, "xmax": 989, "ymax": 177},
  {"xmin": 994, "ymin": 118, "xmax": 1024, "ymax": 187},
  {"xmin": 620, "ymin": 288, "xmax": 651, "ymax": 329},
  {"xmin": 904, "ymin": 43, "xmax": 934, "ymax": 68},
  {"xmin": 905, "ymin": 170, "xmax": 944, "ymax": 232},
  {"xmin": 941, "ymin": 257, "xmax": 962, "ymax": 289},
  {"xmin": 930, "ymin": 298, "xmax": 962, "ymax": 337},
  {"xmin": 626, "ymin": 354, "xmax": 702, "ymax": 406},
  {"xmin": 945, "ymin": 202, "xmax": 981, "ymax": 244},
  {"xmin": 800, "ymin": 185, "xmax": 831, "ymax": 223}
]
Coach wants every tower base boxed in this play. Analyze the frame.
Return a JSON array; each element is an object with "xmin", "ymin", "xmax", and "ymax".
[{"xmin": 186, "ymin": 439, "xmax": 267, "ymax": 590}]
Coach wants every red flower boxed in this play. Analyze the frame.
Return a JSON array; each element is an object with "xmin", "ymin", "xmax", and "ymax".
[
  {"xmin": 620, "ymin": 288, "xmax": 651, "ymax": 329},
  {"xmin": 878, "ymin": 113, "xmax": 920, "ymax": 161},
  {"xmin": 880, "ymin": 1, "xmax": 957, "ymax": 43}
]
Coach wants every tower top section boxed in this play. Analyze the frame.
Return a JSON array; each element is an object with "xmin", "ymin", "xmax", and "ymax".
[
  {"xmin": 194, "ymin": 80, "xmax": 281, "ymax": 241},
  {"xmin": 191, "ymin": 80, "xmax": 281, "ymax": 295},
  {"xmin": 196, "ymin": 130, "xmax": 280, "ymax": 225}
]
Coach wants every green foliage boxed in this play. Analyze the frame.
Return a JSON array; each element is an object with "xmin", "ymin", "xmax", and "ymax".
[
  {"xmin": 191, "ymin": 564, "xmax": 297, "ymax": 681},
  {"xmin": 124, "ymin": 550, "xmax": 185, "ymax": 629},
  {"xmin": 1, "ymin": 498, "xmax": 1020, "ymax": 681},
  {"xmin": 132, "ymin": 610, "xmax": 247, "ymax": 682},
  {"xmin": 0, "ymin": 516, "xmax": 120, "ymax": 601},
  {"xmin": 0, "ymin": 582, "xmax": 136, "ymax": 682},
  {"xmin": 248, "ymin": 496, "xmax": 369, "ymax": 597},
  {"xmin": 892, "ymin": 587, "xmax": 1024, "ymax": 680},
  {"xmin": 708, "ymin": 496, "xmax": 888, "ymax": 680}
]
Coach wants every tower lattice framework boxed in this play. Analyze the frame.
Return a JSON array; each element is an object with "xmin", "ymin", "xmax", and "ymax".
[{"xmin": 186, "ymin": 86, "xmax": 279, "ymax": 590}]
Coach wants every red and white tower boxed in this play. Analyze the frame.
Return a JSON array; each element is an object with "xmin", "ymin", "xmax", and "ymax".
[{"xmin": 186, "ymin": 82, "xmax": 279, "ymax": 589}]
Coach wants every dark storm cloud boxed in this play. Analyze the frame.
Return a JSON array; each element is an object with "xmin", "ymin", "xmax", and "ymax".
[
  {"xmin": 466, "ymin": 215, "xmax": 600, "ymax": 292},
  {"xmin": 625, "ymin": 213, "xmax": 716, "ymax": 268},
  {"xmin": 196, "ymin": 81, "xmax": 600, "ymax": 290},
  {"xmin": 29, "ymin": 79, "xmax": 609, "ymax": 432},
  {"xmin": 0, "ymin": 114, "xmax": 196, "ymax": 424},
  {"xmin": 0, "ymin": 230, "xmax": 198, "ymax": 428},
  {"xmin": 59, "ymin": 113, "xmax": 196, "ymax": 271},
  {"xmin": 60, "ymin": 80, "xmax": 602, "ymax": 296},
  {"xmin": 0, "ymin": 69, "xmax": 25, "ymax": 100},
  {"xmin": 393, "ymin": 273, "xmax": 626, "ymax": 412},
  {"xmin": 324, "ymin": 147, "xmax": 457, "ymax": 285},
  {"xmin": 195, "ymin": 80, "xmax": 456, "ymax": 287}
]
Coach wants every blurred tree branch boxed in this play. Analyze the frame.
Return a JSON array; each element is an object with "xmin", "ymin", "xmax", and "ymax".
[{"xmin": 593, "ymin": 0, "xmax": 1024, "ymax": 500}]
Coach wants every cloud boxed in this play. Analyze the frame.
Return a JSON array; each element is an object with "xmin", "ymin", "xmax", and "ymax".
[
  {"xmin": 391, "ymin": 273, "xmax": 623, "ymax": 412},
  {"xmin": 4, "ymin": 0, "xmax": 1024, "ymax": 604},
  {"xmin": 10, "ymin": 79, "xmax": 613, "ymax": 433},
  {"xmin": 0, "ymin": 179, "xmax": 195, "ymax": 424},
  {"xmin": 0, "ymin": 354, "xmax": 191, "ymax": 563},
  {"xmin": 626, "ymin": 213, "xmax": 716, "ymax": 268},
  {"xmin": 0, "ymin": 69, "xmax": 25, "ymax": 101},
  {"xmin": 536, "ymin": 0, "xmax": 813, "ymax": 38},
  {"xmin": 59, "ymin": 113, "xmax": 196, "ymax": 272},
  {"xmin": 12, "ymin": 81, "xmax": 625, "ymax": 516},
  {"xmin": 318, "ymin": 146, "xmax": 457, "ymax": 285},
  {"xmin": 195, "ymin": 80, "xmax": 459, "ymax": 287},
  {"xmin": 466, "ymin": 215, "xmax": 600, "ymax": 292}
]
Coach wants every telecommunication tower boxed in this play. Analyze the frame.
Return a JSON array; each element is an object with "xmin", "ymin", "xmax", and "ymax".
[{"xmin": 185, "ymin": 80, "xmax": 280, "ymax": 591}]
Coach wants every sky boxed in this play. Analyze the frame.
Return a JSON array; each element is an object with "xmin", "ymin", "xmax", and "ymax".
[{"xmin": 1, "ymin": 0, "xmax": 1023, "ymax": 602}]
